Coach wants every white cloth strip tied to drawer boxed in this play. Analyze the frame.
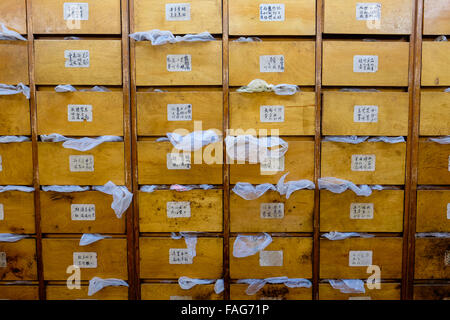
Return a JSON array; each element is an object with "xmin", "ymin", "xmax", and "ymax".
[
  {"xmin": 435, "ymin": 35, "xmax": 447, "ymax": 42},
  {"xmin": 225, "ymin": 135, "xmax": 288, "ymax": 163},
  {"xmin": 129, "ymin": 29, "xmax": 215, "ymax": 45},
  {"xmin": 416, "ymin": 233, "xmax": 450, "ymax": 238},
  {"xmin": 88, "ymin": 277, "xmax": 129, "ymax": 296},
  {"xmin": 0, "ymin": 83, "xmax": 30, "ymax": 99},
  {"xmin": 0, "ymin": 233, "xmax": 29, "ymax": 242},
  {"xmin": 429, "ymin": 136, "xmax": 450, "ymax": 144},
  {"xmin": 40, "ymin": 134, "xmax": 123, "ymax": 151},
  {"xmin": 0, "ymin": 186, "xmax": 34, "ymax": 193},
  {"xmin": 233, "ymin": 233, "xmax": 272, "ymax": 258},
  {"xmin": 92, "ymin": 181, "xmax": 133, "ymax": 219},
  {"xmin": 237, "ymin": 79, "xmax": 299, "ymax": 96},
  {"xmin": 318, "ymin": 177, "xmax": 383, "ymax": 197},
  {"xmin": 323, "ymin": 136, "xmax": 405, "ymax": 144},
  {"xmin": 64, "ymin": 36, "xmax": 81, "ymax": 40},
  {"xmin": 237, "ymin": 277, "xmax": 312, "ymax": 296},
  {"xmin": 322, "ymin": 232, "xmax": 375, "ymax": 241},
  {"xmin": 0, "ymin": 23, "xmax": 26, "ymax": 41},
  {"xmin": 171, "ymin": 232, "xmax": 198, "ymax": 259},
  {"xmin": 42, "ymin": 185, "xmax": 90, "ymax": 192},
  {"xmin": 445, "ymin": 88, "xmax": 450, "ymax": 93},
  {"xmin": 233, "ymin": 37, "xmax": 262, "ymax": 42},
  {"xmin": 162, "ymin": 130, "xmax": 220, "ymax": 151},
  {"xmin": 79, "ymin": 233, "xmax": 111, "ymax": 246},
  {"xmin": 54, "ymin": 84, "xmax": 110, "ymax": 93},
  {"xmin": 178, "ymin": 277, "xmax": 225, "ymax": 294},
  {"xmin": 140, "ymin": 184, "xmax": 214, "ymax": 193},
  {"xmin": 328, "ymin": 279, "xmax": 365, "ymax": 294},
  {"xmin": 339, "ymin": 88, "xmax": 380, "ymax": 92},
  {"xmin": 0, "ymin": 136, "xmax": 30, "ymax": 143}
]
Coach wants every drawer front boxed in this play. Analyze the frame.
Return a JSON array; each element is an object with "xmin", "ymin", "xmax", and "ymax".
[
  {"xmin": 139, "ymin": 237, "xmax": 223, "ymax": 279},
  {"xmin": 35, "ymin": 40, "xmax": 122, "ymax": 85},
  {"xmin": 38, "ymin": 142, "xmax": 125, "ymax": 186},
  {"xmin": 322, "ymin": 91, "xmax": 409, "ymax": 136},
  {"xmin": 0, "ymin": 142, "xmax": 33, "ymax": 185},
  {"xmin": 0, "ymin": 0, "xmax": 27, "ymax": 34},
  {"xmin": 141, "ymin": 283, "xmax": 223, "ymax": 300},
  {"xmin": 40, "ymin": 191, "xmax": 125, "ymax": 234},
  {"xmin": 230, "ymin": 284, "xmax": 312, "ymax": 300},
  {"xmin": 319, "ymin": 283, "xmax": 401, "ymax": 300},
  {"xmin": 420, "ymin": 92, "xmax": 450, "ymax": 136},
  {"xmin": 230, "ymin": 190, "xmax": 314, "ymax": 233},
  {"xmin": 321, "ymin": 141, "xmax": 407, "ymax": 185},
  {"xmin": 229, "ymin": 92, "xmax": 316, "ymax": 136},
  {"xmin": 413, "ymin": 284, "xmax": 450, "ymax": 300},
  {"xmin": 229, "ymin": 237, "xmax": 312, "ymax": 279},
  {"xmin": 0, "ymin": 191, "xmax": 35, "ymax": 234},
  {"xmin": 418, "ymin": 140, "xmax": 450, "ymax": 185},
  {"xmin": 135, "ymin": 41, "xmax": 223, "ymax": 86},
  {"xmin": 421, "ymin": 42, "xmax": 450, "ymax": 86},
  {"xmin": 0, "ymin": 238, "xmax": 37, "ymax": 281},
  {"xmin": 320, "ymin": 190, "xmax": 404, "ymax": 233},
  {"xmin": 137, "ymin": 91, "xmax": 223, "ymax": 136},
  {"xmin": 46, "ymin": 285, "xmax": 128, "ymax": 300},
  {"xmin": 322, "ymin": 41, "xmax": 409, "ymax": 86},
  {"xmin": 42, "ymin": 238, "xmax": 128, "ymax": 280},
  {"xmin": 229, "ymin": 41, "xmax": 315, "ymax": 86},
  {"xmin": 417, "ymin": 190, "xmax": 450, "ymax": 233},
  {"xmin": 414, "ymin": 238, "xmax": 450, "ymax": 280},
  {"xmin": 0, "ymin": 41, "xmax": 29, "ymax": 85},
  {"xmin": 37, "ymin": 91, "xmax": 124, "ymax": 136},
  {"xmin": 423, "ymin": 0, "xmax": 450, "ymax": 35},
  {"xmin": 320, "ymin": 237, "xmax": 403, "ymax": 279},
  {"xmin": 0, "ymin": 286, "xmax": 39, "ymax": 300},
  {"xmin": 0, "ymin": 94, "xmax": 30, "ymax": 136},
  {"xmin": 134, "ymin": 0, "xmax": 222, "ymax": 34}
]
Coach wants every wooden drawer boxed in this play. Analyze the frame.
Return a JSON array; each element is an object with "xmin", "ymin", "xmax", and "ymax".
[
  {"xmin": 423, "ymin": 0, "xmax": 450, "ymax": 35},
  {"xmin": 0, "ymin": 41, "xmax": 28, "ymax": 85},
  {"xmin": 0, "ymin": 238, "xmax": 37, "ymax": 281},
  {"xmin": 0, "ymin": 142, "xmax": 33, "ymax": 185},
  {"xmin": 230, "ymin": 138, "xmax": 315, "ymax": 184},
  {"xmin": 37, "ymin": 91, "xmax": 124, "ymax": 136},
  {"xmin": 320, "ymin": 237, "xmax": 403, "ymax": 279},
  {"xmin": 0, "ymin": 94, "xmax": 30, "ymax": 136},
  {"xmin": 321, "ymin": 141, "xmax": 407, "ymax": 185},
  {"xmin": 46, "ymin": 285, "xmax": 128, "ymax": 300},
  {"xmin": 418, "ymin": 140, "xmax": 450, "ymax": 185},
  {"xmin": 320, "ymin": 190, "xmax": 404, "ymax": 233},
  {"xmin": 230, "ymin": 190, "xmax": 314, "ymax": 233},
  {"xmin": 414, "ymin": 238, "xmax": 450, "ymax": 280},
  {"xmin": 35, "ymin": 40, "xmax": 122, "ymax": 85},
  {"xmin": 40, "ymin": 191, "xmax": 125, "ymax": 234},
  {"xmin": 0, "ymin": 286, "xmax": 39, "ymax": 300},
  {"xmin": 139, "ymin": 189, "xmax": 223, "ymax": 233},
  {"xmin": 422, "ymin": 42, "xmax": 450, "ymax": 87},
  {"xmin": 38, "ymin": 142, "xmax": 125, "ymax": 186},
  {"xmin": 133, "ymin": 0, "xmax": 222, "ymax": 34},
  {"xmin": 141, "ymin": 283, "xmax": 223, "ymax": 300},
  {"xmin": 229, "ymin": 40, "xmax": 315, "ymax": 86},
  {"xmin": 135, "ymin": 40, "xmax": 222, "ymax": 86},
  {"xmin": 229, "ymin": 0, "xmax": 315, "ymax": 36},
  {"xmin": 137, "ymin": 90, "xmax": 223, "ymax": 136},
  {"xmin": 32, "ymin": 0, "xmax": 121, "ymax": 34},
  {"xmin": 230, "ymin": 284, "xmax": 311, "ymax": 300},
  {"xmin": 417, "ymin": 190, "xmax": 450, "ymax": 233},
  {"xmin": 0, "ymin": 0, "xmax": 27, "ymax": 34},
  {"xmin": 139, "ymin": 237, "xmax": 223, "ymax": 279},
  {"xmin": 322, "ymin": 91, "xmax": 409, "ymax": 136},
  {"xmin": 0, "ymin": 191, "xmax": 35, "ymax": 234},
  {"xmin": 137, "ymin": 139, "xmax": 222, "ymax": 185},
  {"xmin": 324, "ymin": 0, "xmax": 413, "ymax": 35},
  {"xmin": 319, "ymin": 282, "xmax": 401, "ymax": 300},
  {"xmin": 42, "ymin": 238, "xmax": 128, "ymax": 281},
  {"xmin": 229, "ymin": 92, "xmax": 316, "ymax": 136},
  {"xmin": 413, "ymin": 284, "xmax": 450, "ymax": 300},
  {"xmin": 322, "ymin": 41, "xmax": 409, "ymax": 87},
  {"xmin": 420, "ymin": 91, "xmax": 450, "ymax": 136},
  {"xmin": 229, "ymin": 237, "xmax": 312, "ymax": 279}
]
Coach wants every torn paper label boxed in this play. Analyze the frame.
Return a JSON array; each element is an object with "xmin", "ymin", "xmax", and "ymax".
[
  {"xmin": 70, "ymin": 155, "xmax": 94, "ymax": 172},
  {"xmin": 167, "ymin": 104, "xmax": 192, "ymax": 121},
  {"xmin": 260, "ymin": 105, "xmax": 285, "ymax": 123},
  {"xmin": 167, "ymin": 54, "xmax": 192, "ymax": 72},
  {"xmin": 260, "ymin": 203, "xmax": 284, "ymax": 219},
  {"xmin": 73, "ymin": 252, "xmax": 97, "ymax": 268},
  {"xmin": 68, "ymin": 105, "xmax": 93, "ymax": 122},
  {"xmin": 353, "ymin": 55, "xmax": 378, "ymax": 73},
  {"xmin": 64, "ymin": 3, "xmax": 89, "ymax": 20},
  {"xmin": 260, "ymin": 250, "xmax": 283, "ymax": 267},
  {"xmin": 445, "ymin": 251, "xmax": 450, "ymax": 266},
  {"xmin": 169, "ymin": 248, "xmax": 193, "ymax": 264},
  {"xmin": 349, "ymin": 296, "xmax": 371, "ymax": 300},
  {"xmin": 167, "ymin": 201, "xmax": 191, "ymax": 218},
  {"xmin": 167, "ymin": 153, "xmax": 191, "ymax": 170},
  {"xmin": 65, "ymin": 50, "xmax": 90, "ymax": 68},
  {"xmin": 259, "ymin": 4, "xmax": 285, "ymax": 21},
  {"xmin": 166, "ymin": 3, "xmax": 191, "ymax": 21},
  {"xmin": 350, "ymin": 203, "xmax": 374, "ymax": 220},
  {"xmin": 0, "ymin": 204, "xmax": 3, "ymax": 221},
  {"xmin": 349, "ymin": 250, "xmax": 373, "ymax": 266},
  {"xmin": 351, "ymin": 154, "xmax": 376, "ymax": 171},
  {"xmin": 356, "ymin": 3, "xmax": 381, "ymax": 20},
  {"xmin": 0, "ymin": 252, "xmax": 6, "ymax": 268},
  {"xmin": 71, "ymin": 204, "xmax": 96, "ymax": 221},
  {"xmin": 260, "ymin": 156, "xmax": 285, "ymax": 174},
  {"xmin": 170, "ymin": 296, "xmax": 193, "ymax": 300},
  {"xmin": 260, "ymin": 55, "xmax": 285, "ymax": 73},
  {"xmin": 354, "ymin": 105, "xmax": 378, "ymax": 123}
]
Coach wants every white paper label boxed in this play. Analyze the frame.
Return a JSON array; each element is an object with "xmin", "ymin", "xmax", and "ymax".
[
  {"xmin": 167, "ymin": 104, "xmax": 192, "ymax": 121},
  {"xmin": 0, "ymin": 155, "xmax": 2, "ymax": 171},
  {"xmin": 260, "ymin": 203, "xmax": 284, "ymax": 219},
  {"xmin": 350, "ymin": 203, "xmax": 374, "ymax": 220},
  {"xmin": 260, "ymin": 250, "xmax": 283, "ymax": 267},
  {"xmin": 167, "ymin": 54, "xmax": 192, "ymax": 72},
  {"xmin": 447, "ymin": 203, "xmax": 450, "ymax": 220},
  {"xmin": 351, "ymin": 154, "xmax": 376, "ymax": 172},
  {"xmin": 354, "ymin": 105, "xmax": 378, "ymax": 123},
  {"xmin": 349, "ymin": 296, "xmax": 372, "ymax": 300},
  {"xmin": 167, "ymin": 153, "xmax": 191, "ymax": 170},
  {"xmin": 259, "ymin": 4, "xmax": 285, "ymax": 21},
  {"xmin": 170, "ymin": 296, "xmax": 193, "ymax": 300},
  {"xmin": 356, "ymin": 3, "xmax": 381, "ymax": 20},
  {"xmin": 349, "ymin": 250, "xmax": 373, "ymax": 266},
  {"xmin": 71, "ymin": 204, "xmax": 96, "ymax": 221},
  {"xmin": 260, "ymin": 105, "xmax": 285, "ymax": 123},
  {"xmin": 167, "ymin": 201, "xmax": 191, "ymax": 218},
  {"xmin": 353, "ymin": 55, "xmax": 378, "ymax": 73},
  {"xmin": 64, "ymin": 3, "xmax": 89, "ymax": 20},
  {"xmin": 260, "ymin": 55, "xmax": 285, "ymax": 73},
  {"xmin": 260, "ymin": 157, "xmax": 285, "ymax": 174},
  {"xmin": 165, "ymin": 3, "xmax": 191, "ymax": 21},
  {"xmin": 65, "ymin": 50, "xmax": 90, "ymax": 68},
  {"xmin": 73, "ymin": 252, "xmax": 97, "ymax": 268},
  {"xmin": 69, "ymin": 155, "xmax": 94, "ymax": 172},
  {"xmin": 0, "ymin": 252, "xmax": 6, "ymax": 268},
  {"xmin": 0, "ymin": 204, "xmax": 3, "ymax": 221},
  {"xmin": 448, "ymin": 156, "xmax": 450, "ymax": 171},
  {"xmin": 445, "ymin": 250, "xmax": 450, "ymax": 266},
  {"xmin": 68, "ymin": 104, "xmax": 93, "ymax": 122},
  {"xmin": 169, "ymin": 248, "xmax": 193, "ymax": 264}
]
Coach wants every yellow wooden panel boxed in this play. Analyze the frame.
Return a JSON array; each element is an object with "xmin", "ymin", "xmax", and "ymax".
[
  {"xmin": 137, "ymin": 91, "xmax": 223, "ymax": 136},
  {"xmin": 415, "ymin": 238, "xmax": 450, "ymax": 280},
  {"xmin": 229, "ymin": 0, "xmax": 315, "ymax": 36},
  {"xmin": 0, "ymin": 238, "xmax": 37, "ymax": 281},
  {"xmin": 322, "ymin": 91, "xmax": 409, "ymax": 136},
  {"xmin": 38, "ymin": 142, "xmax": 125, "ymax": 186},
  {"xmin": 0, "ymin": 286, "xmax": 39, "ymax": 300},
  {"xmin": 322, "ymin": 41, "xmax": 409, "ymax": 86},
  {"xmin": 229, "ymin": 237, "xmax": 312, "ymax": 279},
  {"xmin": 417, "ymin": 190, "xmax": 450, "ymax": 233},
  {"xmin": 40, "ymin": 191, "xmax": 125, "ymax": 234},
  {"xmin": 42, "ymin": 238, "xmax": 128, "ymax": 281},
  {"xmin": 46, "ymin": 285, "xmax": 128, "ymax": 300},
  {"xmin": 321, "ymin": 141, "xmax": 407, "ymax": 185},
  {"xmin": 141, "ymin": 283, "xmax": 223, "ymax": 300},
  {"xmin": 0, "ymin": 94, "xmax": 30, "ymax": 135},
  {"xmin": 229, "ymin": 92, "xmax": 316, "ymax": 136},
  {"xmin": 229, "ymin": 41, "xmax": 315, "ymax": 86},
  {"xmin": 135, "ymin": 41, "xmax": 222, "ymax": 86},
  {"xmin": 0, "ymin": 142, "xmax": 33, "ymax": 185},
  {"xmin": 32, "ymin": 0, "xmax": 121, "ymax": 34},
  {"xmin": 37, "ymin": 91, "xmax": 124, "ymax": 136},
  {"xmin": 423, "ymin": 0, "xmax": 450, "ymax": 35},
  {"xmin": 418, "ymin": 140, "xmax": 450, "ymax": 185},
  {"xmin": 422, "ymin": 42, "xmax": 450, "ymax": 86},
  {"xmin": 34, "ymin": 40, "xmax": 122, "ymax": 85},
  {"xmin": 420, "ymin": 91, "xmax": 450, "ymax": 136},
  {"xmin": 0, "ymin": 41, "xmax": 29, "ymax": 85},
  {"xmin": 320, "ymin": 190, "xmax": 404, "ymax": 233},
  {"xmin": 0, "ymin": 191, "xmax": 35, "ymax": 234},
  {"xmin": 139, "ymin": 237, "xmax": 223, "ymax": 279},
  {"xmin": 414, "ymin": 284, "xmax": 450, "ymax": 300},
  {"xmin": 0, "ymin": 0, "xmax": 27, "ymax": 34},
  {"xmin": 134, "ymin": 0, "xmax": 222, "ymax": 34},
  {"xmin": 230, "ymin": 284, "xmax": 312, "ymax": 300},
  {"xmin": 319, "ymin": 283, "xmax": 401, "ymax": 300},
  {"xmin": 320, "ymin": 237, "xmax": 403, "ymax": 279}
]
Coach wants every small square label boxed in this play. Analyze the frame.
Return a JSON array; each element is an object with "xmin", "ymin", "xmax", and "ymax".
[
  {"xmin": 0, "ymin": 204, "xmax": 4, "ymax": 221},
  {"xmin": 354, "ymin": 105, "xmax": 378, "ymax": 123},
  {"xmin": 71, "ymin": 204, "xmax": 96, "ymax": 221},
  {"xmin": 260, "ymin": 203, "xmax": 284, "ymax": 219},
  {"xmin": 349, "ymin": 250, "xmax": 373, "ymax": 266},
  {"xmin": 356, "ymin": 3, "xmax": 381, "ymax": 20},
  {"xmin": 69, "ymin": 155, "xmax": 94, "ymax": 172},
  {"xmin": 260, "ymin": 250, "xmax": 283, "ymax": 267},
  {"xmin": 0, "ymin": 252, "xmax": 6, "ymax": 268},
  {"xmin": 165, "ymin": 3, "xmax": 191, "ymax": 21},
  {"xmin": 73, "ymin": 252, "xmax": 97, "ymax": 268},
  {"xmin": 260, "ymin": 105, "xmax": 285, "ymax": 123},
  {"xmin": 65, "ymin": 50, "xmax": 90, "ymax": 68},
  {"xmin": 167, "ymin": 201, "xmax": 191, "ymax": 218},
  {"xmin": 351, "ymin": 154, "xmax": 376, "ymax": 172},
  {"xmin": 167, "ymin": 153, "xmax": 191, "ymax": 170},
  {"xmin": 259, "ymin": 4, "xmax": 285, "ymax": 21},
  {"xmin": 64, "ymin": 2, "xmax": 89, "ymax": 20},
  {"xmin": 260, "ymin": 55, "xmax": 285, "ymax": 72},
  {"xmin": 169, "ymin": 248, "xmax": 193, "ymax": 264},
  {"xmin": 68, "ymin": 104, "xmax": 93, "ymax": 122},
  {"xmin": 350, "ymin": 203, "xmax": 374, "ymax": 220},
  {"xmin": 167, "ymin": 54, "xmax": 192, "ymax": 72},
  {"xmin": 353, "ymin": 55, "xmax": 378, "ymax": 73},
  {"xmin": 260, "ymin": 156, "xmax": 285, "ymax": 174},
  {"xmin": 167, "ymin": 104, "xmax": 193, "ymax": 121}
]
